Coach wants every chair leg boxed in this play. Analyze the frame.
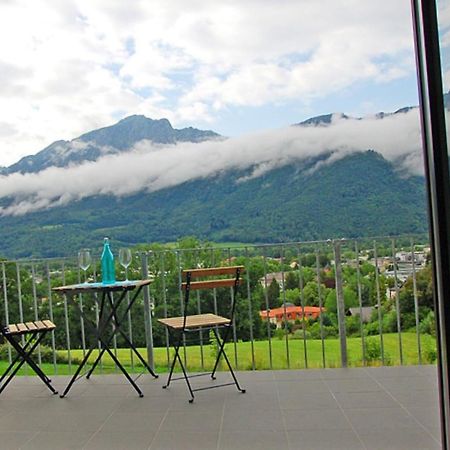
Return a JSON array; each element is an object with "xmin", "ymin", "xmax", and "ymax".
[
  {"xmin": 0, "ymin": 352, "xmax": 22, "ymax": 385},
  {"xmin": 162, "ymin": 340, "xmax": 181, "ymax": 389},
  {"xmin": 15, "ymin": 333, "xmax": 53, "ymax": 384},
  {"xmin": 1, "ymin": 332, "xmax": 57, "ymax": 395},
  {"xmin": 0, "ymin": 335, "xmax": 38, "ymax": 384},
  {"xmin": 163, "ymin": 333, "xmax": 195, "ymax": 402},
  {"xmin": 210, "ymin": 327, "xmax": 230, "ymax": 377},
  {"xmin": 0, "ymin": 350, "xmax": 31, "ymax": 395},
  {"xmin": 178, "ymin": 349, "xmax": 195, "ymax": 403},
  {"xmin": 10, "ymin": 333, "xmax": 57, "ymax": 393},
  {"xmin": 211, "ymin": 328, "xmax": 245, "ymax": 394}
]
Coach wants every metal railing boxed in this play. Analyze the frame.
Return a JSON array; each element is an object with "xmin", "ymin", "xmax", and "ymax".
[{"xmin": 0, "ymin": 235, "xmax": 433, "ymax": 374}]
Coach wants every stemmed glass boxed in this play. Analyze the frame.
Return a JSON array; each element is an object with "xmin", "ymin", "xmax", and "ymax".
[
  {"xmin": 119, "ymin": 248, "xmax": 132, "ymax": 282},
  {"xmin": 78, "ymin": 249, "xmax": 91, "ymax": 284}
]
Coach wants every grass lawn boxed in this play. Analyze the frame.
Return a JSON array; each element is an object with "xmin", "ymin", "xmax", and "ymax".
[
  {"xmin": 58, "ymin": 332, "xmax": 436, "ymax": 373},
  {"xmin": 0, "ymin": 333, "xmax": 435, "ymax": 376}
]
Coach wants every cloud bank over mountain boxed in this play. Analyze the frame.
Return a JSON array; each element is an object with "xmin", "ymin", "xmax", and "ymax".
[{"xmin": 0, "ymin": 108, "xmax": 425, "ymax": 216}]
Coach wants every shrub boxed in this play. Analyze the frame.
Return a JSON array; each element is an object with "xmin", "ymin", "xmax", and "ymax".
[
  {"xmin": 382, "ymin": 310, "xmax": 398, "ymax": 333},
  {"xmin": 365, "ymin": 337, "xmax": 382, "ymax": 361},
  {"xmin": 308, "ymin": 322, "xmax": 338, "ymax": 339},
  {"xmin": 291, "ymin": 329, "xmax": 308, "ymax": 340},
  {"xmin": 422, "ymin": 342, "xmax": 437, "ymax": 364},
  {"xmin": 274, "ymin": 329, "xmax": 286, "ymax": 340},
  {"xmin": 419, "ymin": 311, "xmax": 436, "ymax": 337},
  {"xmin": 345, "ymin": 315, "xmax": 362, "ymax": 337},
  {"xmin": 365, "ymin": 337, "xmax": 391, "ymax": 365},
  {"xmin": 364, "ymin": 320, "xmax": 381, "ymax": 336}
]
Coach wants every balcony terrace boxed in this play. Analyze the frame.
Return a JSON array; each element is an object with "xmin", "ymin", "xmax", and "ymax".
[
  {"xmin": 0, "ymin": 237, "xmax": 442, "ymax": 449},
  {"xmin": 0, "ymin": 366, "xmax": 441, "ymax": 450}
]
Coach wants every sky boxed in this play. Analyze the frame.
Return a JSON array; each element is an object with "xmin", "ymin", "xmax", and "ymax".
[{"xmin": 0, "ymin": 0, "xmax": 437, "ymax": 168}]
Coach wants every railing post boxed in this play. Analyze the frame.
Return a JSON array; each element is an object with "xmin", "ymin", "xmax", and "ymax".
[
  {"xmin": 333, "ymin": 240, "xmax": 348, "ymax": 368},
  {"xmin": 2, "ymin": 263, "xmax": 12, "ymax": 364},
  {"xmin": 391, "ymin": 239, "xmax": 403, "ymax": 365},
  {"xmin": 141, "ymin": 252, "xmax": 154, "ymax": 371}
]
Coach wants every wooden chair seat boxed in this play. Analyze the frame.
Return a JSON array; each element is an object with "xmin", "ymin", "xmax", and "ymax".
[
  {"xmin": 5, "ymin": 320, "xmax": 56, "ymax": 336},
  {"xmin": 158, "ymin": 313, "xmax": 230, "ymax": 330}
]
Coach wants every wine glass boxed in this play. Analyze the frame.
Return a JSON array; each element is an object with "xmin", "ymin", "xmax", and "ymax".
[
  {"xmin": 78, "ymin": 249, "xmax": 91, "ymax": 284},
  {"xmin": 119, "ymin": 248, "xmax": 132, "ymax": 282}
]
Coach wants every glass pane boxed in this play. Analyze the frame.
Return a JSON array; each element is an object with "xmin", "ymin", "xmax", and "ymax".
[{"xmin": 437, "ymin": 0, "xmax": 450, "ymax": 145}]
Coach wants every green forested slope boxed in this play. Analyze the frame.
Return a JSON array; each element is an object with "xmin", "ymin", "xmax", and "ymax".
[{"xmin": 0, "ymin": 150, "xmax": 427, "ymax": 258}]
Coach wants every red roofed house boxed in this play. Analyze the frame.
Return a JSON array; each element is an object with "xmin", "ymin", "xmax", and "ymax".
[{"xmin": 259, "ymin": 304, "xmax": 325, "ymax": 328}]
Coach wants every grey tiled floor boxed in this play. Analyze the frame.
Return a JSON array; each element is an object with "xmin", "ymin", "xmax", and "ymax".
[{"xmin": 0, "ymin": 366, "xmax": 441, "ymax": 449}]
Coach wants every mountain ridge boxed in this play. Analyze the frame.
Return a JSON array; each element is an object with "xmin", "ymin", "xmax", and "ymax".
[{"xmin": 2, "ymin": 116, "xmax": 221, "ymax": 175}]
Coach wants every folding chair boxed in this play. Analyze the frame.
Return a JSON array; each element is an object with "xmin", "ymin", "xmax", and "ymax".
[
  {"xmin": 158, "ymin": 265, "xmax": 246, "ymax": 402},
  {"xmin": 0, "ymin": 320, "xmax": 58, "ymax": 395}
]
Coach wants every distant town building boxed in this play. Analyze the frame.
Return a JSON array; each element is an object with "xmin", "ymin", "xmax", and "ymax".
[
  {"xmin": 347, "ymin": 306, "xmax": 374, "ymax": 323},
  {"xmin": 259, "ymin": 272, "xmax": 285, "ymax": 289},
  {"xmin": 365, "ymin": 250, "xmax": 428, "ymax": 283},
  {"xmin": 259, "ymin": 304, "xmax": 325, "ymax": 328}
]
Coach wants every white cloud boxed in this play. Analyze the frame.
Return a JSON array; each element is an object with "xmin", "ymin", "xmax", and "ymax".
[
  {"xmin": 0, "ymin": 0, "xmax": 416, "ymax": 166},
  {"xmin": 0, "ymin": 108, "xmax": 424, "ymax": 216}
]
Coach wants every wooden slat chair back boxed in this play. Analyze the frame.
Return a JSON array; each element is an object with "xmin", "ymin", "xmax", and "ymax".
[
  {"xmin": 158, "ymin": 265, "xmax": 246, "ymax": 402},
  {"xmin": 0, "ymin": 318, "xmax": 58, "ymax": 395}
]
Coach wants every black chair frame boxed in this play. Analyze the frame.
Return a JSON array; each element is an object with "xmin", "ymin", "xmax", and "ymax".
[
  {"xmin": 160, "ymin": 266, "xmax": 246, "ymax": 403},
  {"xmin": 0, "ymin": 322, "xmax": 57, "ymax": 395}
]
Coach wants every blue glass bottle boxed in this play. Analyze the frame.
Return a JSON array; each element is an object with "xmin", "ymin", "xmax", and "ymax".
[{"xmin": 101, "ymin": 237, "xmax": 116, "ymax": 284}]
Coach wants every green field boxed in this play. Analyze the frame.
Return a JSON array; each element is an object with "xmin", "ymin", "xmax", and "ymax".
[
  {"xmin": 61, "ymin": 332, "xmax": 436, "ymax": 373},
  {"xmin": 0, "ymin": 333, "xmax": 436, "ymax": 376}
]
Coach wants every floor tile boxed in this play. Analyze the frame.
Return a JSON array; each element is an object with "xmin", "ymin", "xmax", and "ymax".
[
  {"xmin": 149, "ymin": 431, "xmax": 219, "ymax": 450},
  {"xmin": 406, "ymin": 406, "xmax": 441, "ymax": 428},
  {"xmin": 282, "ymin": 409, "xmax": 352, "ymax": 431},
  {"xmin": 43, "ymin": 412, "xmax": 108, "ymax": 432},
  {"xmin": 325, "ymin": 378, "xmax": 383, "ymax": 393},
  {"xmin": 0, "ymin": 431, "xmax": 37, "ymax": 449},
  {"xmin": 334, "ymin": 391, "xmax": 400, "ymax": 409},
  {"xmin": 344, "ymin": 408, "xmax": 418, "ymax": 430},
  {"xmin": 160, "ymin": 410, "xmax": 223, "ymax": 432},
  {"xmin": 278, "ymin": 391, "xmax": 339, "ymax": 410},
  {"xmin": 357, "ymin": 427, "xmax": 441, "ymax": 450},
  {"xmin": 365, "ymin": 366, "xmax": 422, "ymax": 379},
  {"xmin": 0, "ymin": 412, "xmax": 52, "ymax": 432},
  {"xmin": 222, "ymin": 407, "xmax": 284, "ymax": 431},
  {"xmin": 286, "ymin": 429, "xmax": 364, "ymax": 450},
  {"xmin": 100, "ymin": 411, "xmax": 166, "ymax": 432},
  {"xmin": 115, "ymin": 396, "xmax": 172, "ymax": 414},
  {"xmin": 219, "ymin": 430, "xmax": 289, "ymax": 450},
  {"xmin": 390, "ymin": 389, "xmax": 439, "ymax": 408},
  {"xmin": 276, "ymin": 380, "xmax": 329, "ymax": 394},
  {"xmin": 21, "ymin": 431, "xmax": 93, "ymax": 449},
  {"xmin": 273, "ymin": 369, "xmax": 323, "ymax": 381},
  {"xmin": 83, "ymin": 430, "xmax": 155, "ymax": 450},
  {"xmin": 320, "ymin": 368, "xmax": 371, "ymax": 380}
]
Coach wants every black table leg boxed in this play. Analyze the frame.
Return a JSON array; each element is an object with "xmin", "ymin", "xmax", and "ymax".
[
  {"xmin": 59, "ymin": 346, "xmax": 96, "ymax": 398},
  {"xmin": 61, "ymin": 284, "xmax": 153, "ymax": 397},
  {"xmin": 87, "ymin": 290, "xmax": 158, "ymax": 379}
]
